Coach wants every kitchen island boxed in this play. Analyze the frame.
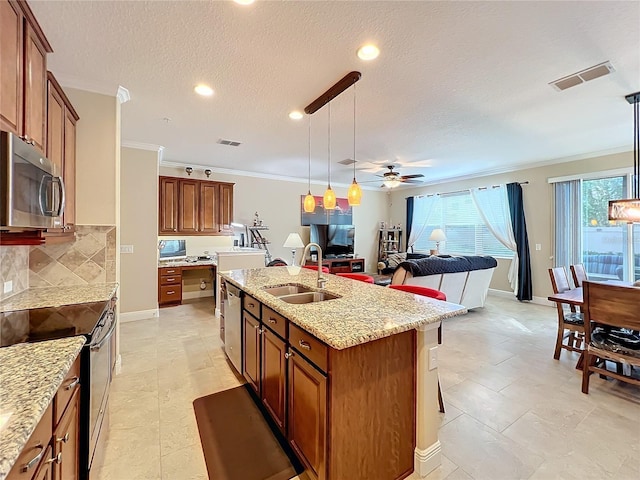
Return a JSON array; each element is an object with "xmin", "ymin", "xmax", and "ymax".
[{"xmin": 220, "ymin": 266, "xmax": 466, "ymax": 479}]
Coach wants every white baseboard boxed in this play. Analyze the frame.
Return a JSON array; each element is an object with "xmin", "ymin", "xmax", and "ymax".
[
  {"xmin": 119, "ymin": 308, "xmax": 159, "ymax": 323},
  {"xmin": 488, "ymin": 288, "xmax": 552, "ymax": 307},
  {"xmin": 414, "ymin": 441, "xmax": 441, "ymax": 477},
  {"xmin": 115, "ymin": 354, "xmax": 122, "ymax": 375},
  {"xmin": 215, "ymin": 307, "xmax": 221, "ymax": 318}
]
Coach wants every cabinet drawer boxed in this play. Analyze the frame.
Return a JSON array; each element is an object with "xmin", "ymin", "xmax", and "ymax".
[
  {"xmin": 159, "ymin": 267, "xmax": 181, "ymax": 276},
  {"xmin": 289, "ymin": 323, "xmax": 328, "ymax": 373},
  {"xmin": 160, "ymin": 274, "xmax": 181, "ymax": 285},
  {"xmin": 332, "ymin": 266, "xmax": 351, "ymax": 273},
  {"xmin": 7, "ymin": 404, "xmax": 53, "ymax": 479},
  {"xmin": 54, "ymin": 354, "xmax": 80, "ymax": 427},
  {"xmin": 243, "ymin": 294, "xmax": 261, "ymax": 319},
  {"xmin": 262, "ymin": 306, "xmax": 287, "ymax": 339},
  {"xmin": 160, "ymin": 285, "xmax": 182, "ymax": 303}
]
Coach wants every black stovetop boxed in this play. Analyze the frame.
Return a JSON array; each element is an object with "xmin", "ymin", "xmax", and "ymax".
[{"xmin": 0, "ymin": 300, "xmax": 109, "ymax": 348}]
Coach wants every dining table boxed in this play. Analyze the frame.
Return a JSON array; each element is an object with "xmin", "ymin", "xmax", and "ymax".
[{"xmin": 547, "ymin": 280, "xmax": 635, "ymax": 306}]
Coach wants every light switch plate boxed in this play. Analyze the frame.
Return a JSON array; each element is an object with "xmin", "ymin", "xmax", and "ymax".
[
  {"xmin": 3, "ymin": 281, "xmax": 12, "ymax": 294},
  {"xmin": 428, "ymin": 346, "xmax": 438, "ymax": 370},
  {"xmin": 120, "ymin": 245, "xmax": 134, "ymax": 254},
  {"xmin": 535, "ymin": 244, "xmax": 542, "ymax": 251}
]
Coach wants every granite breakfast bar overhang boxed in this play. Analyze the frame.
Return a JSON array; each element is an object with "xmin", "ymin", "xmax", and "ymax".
[{"xmin": 220, "ymin": 266, "xmax": 467, "ymax": 478}]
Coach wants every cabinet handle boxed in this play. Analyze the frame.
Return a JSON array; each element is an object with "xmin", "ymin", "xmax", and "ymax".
[
  {"xmin": 299, "ymin": 340, "xmax": 311, "ymax": 350},
  {"xmin": 173, "ymin": 228, "xmax": 177, "ymax": 232},
  {"xmin": 65, "ymin": 376, "xmax": 80, "ymax": 390},
  {"xmin": 45, "ymin": 452, "xmax": 62, "ymax": 465},
  {"xmin": 248, "ymin": 302, "xmax": 255, "ymax": 308},
  {"xmin": 267, "ymin": 317, "xmax": 277, "ymax": 324},
  {"xmin": 284, "ymin": 352, "xmax": 293, "ymax": 359},
  {"xmin": 166, "ymin": 278, "xmax": 175, "ymax": 282},
  {"xmin": 22, "ymin": 444, "xmax": 44, "ymax": 472},
  {"xmin": 253, "ymin": 324, "xmax": 260, "ymax": 330},
  {"xmin": 167, "ymin": 291, "xmax": 175, "ymax": 295},
  {"xmin": 57, "ymin": 432, "xmax": 70, "ymax": 444}
]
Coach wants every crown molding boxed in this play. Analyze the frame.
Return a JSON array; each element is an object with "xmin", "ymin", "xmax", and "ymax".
[
  {"xmin": 53, "ymin": 72, "xmax": 118, "ymax": 97},
  {"xmin": 159, "ymin": 160, "xmax": 381, "ymax": 190},
  {"xmin": 116, "ymin": 86, "xmax": 131, "ymax": 104},
  {"xmin": 121, "ymin": 141, "xmax": 164, "ymax": 152}
]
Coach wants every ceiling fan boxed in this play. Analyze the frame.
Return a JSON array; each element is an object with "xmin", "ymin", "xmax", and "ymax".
[{"xmin": 364, "ymin": 165, "xmax": 425, "ymax": 188}]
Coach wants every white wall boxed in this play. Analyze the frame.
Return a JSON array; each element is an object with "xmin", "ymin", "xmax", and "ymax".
[{"xmin": 159, "ymin": 166, "xmax": 388, "ymax": 272}]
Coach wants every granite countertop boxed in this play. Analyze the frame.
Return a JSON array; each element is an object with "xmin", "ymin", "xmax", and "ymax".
[
  {"xmin": 221, "ymin": 267, "xmax": 467, "ymax": 350},
  {"xmin": 0, "ymin": 283, "xmax": 118, "ymax": 313},
  {"xmin": 0, "ymin": 336, "xmax": 86, "ymax": 480}
]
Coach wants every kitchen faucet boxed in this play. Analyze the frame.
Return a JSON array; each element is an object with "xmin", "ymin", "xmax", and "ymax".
[{"xmin": 301, "ymin": 242, "xmax": 326, "ymax": 288}]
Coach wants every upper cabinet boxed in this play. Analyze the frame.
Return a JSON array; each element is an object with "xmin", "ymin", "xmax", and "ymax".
[
  {"xmin": 46, "ymin": 71, "xmax": 79, "ymax": 234},
  {"xmin": 0, "ymin": 0, "xmax": 52, "ymax": 155},
  {"xmin": 159, "ymin": 176, "xmax": 234, "ymax": 236}
]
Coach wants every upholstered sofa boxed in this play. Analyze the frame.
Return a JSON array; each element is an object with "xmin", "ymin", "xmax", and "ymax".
[
  {"xmin": 390, "ymin": 255, "xmax": 497, "ymax": 309},
  {"xmin": 584, "ymin": 254, "xmax": 640, "ymax": 281}
]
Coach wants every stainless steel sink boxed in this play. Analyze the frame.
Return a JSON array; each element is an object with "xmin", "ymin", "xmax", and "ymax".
[
  {"xmin": 263, "ymin": 284, "xmax": 313, "ymax": 296},
  {"xmin": 278, "ymin": 291, "xmax": 341, "ymax": 304}
]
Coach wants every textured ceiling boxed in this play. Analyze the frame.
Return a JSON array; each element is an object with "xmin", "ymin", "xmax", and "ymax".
[{"xmin": 30, "ymin": 0, "xmax": 640, "ymax": 187}]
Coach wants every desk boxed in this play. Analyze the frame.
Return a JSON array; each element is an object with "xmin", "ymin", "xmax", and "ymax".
[{"xmin": 158, "ymin": 262, "xmax": 216, "ymax": 307}]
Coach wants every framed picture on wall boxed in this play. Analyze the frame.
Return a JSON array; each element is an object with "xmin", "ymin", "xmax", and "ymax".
[{"xmin": 300, "ymin": 195, "xmax": 353, "ymax": 226}]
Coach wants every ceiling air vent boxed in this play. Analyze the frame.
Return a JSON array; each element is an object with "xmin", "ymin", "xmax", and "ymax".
[
  {"xmin": 217, "ymin": 138, "xmax": 242, "ymax": 147},
  {"xmin": 549, "ymin": 61, "xmax": 615, "ymax": 91},
  {"xmin": 338, "ymin": 158, "xmax": 356, "ymax": 166}
]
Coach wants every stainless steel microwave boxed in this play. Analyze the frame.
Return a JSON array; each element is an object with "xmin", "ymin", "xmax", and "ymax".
[{"xmin": 0, "ymin": 131, "xmax": 65, "ymax": 229}]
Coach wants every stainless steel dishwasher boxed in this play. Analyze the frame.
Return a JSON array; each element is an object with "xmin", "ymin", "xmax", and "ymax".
[{"xmin": 223, "ymin": 282, "xmax": 243, "ymax": 373}]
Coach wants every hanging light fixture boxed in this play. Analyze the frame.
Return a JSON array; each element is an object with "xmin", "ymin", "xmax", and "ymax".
[
  {"xmin": 303, "ymin": 115, "xmax": 316, "ymax": 213},
  {"xmin": 323, "ymin": 102, "xmax": 336, "ymax": 210},
  {"xmin": 347, "ymin": 82, "xmax": 363, "ymax": 206},
  {"xmin": 609, "ymin": 91, "xmax": 640, "ymax": 222}
]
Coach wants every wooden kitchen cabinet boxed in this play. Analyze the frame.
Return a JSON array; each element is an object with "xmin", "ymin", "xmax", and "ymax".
[
  {"xmin": 45, "ymin": 72, "xmax": 79, "ymax": 236},
  {"xmin": 158, "ymin": 176, "xmax": 234, "ymax": 235},
  {"xmin": 54, "ymin": 389, "xmax": 80, "ymax": 480},
  {"xmin": 158, "ymin": 266, "xmax": 182, "ymax": 307},
  {"xmin": 6, "ymin": 404, "xmax": 53, "ymax": 480},
  {"xmin": 0, "ymin": 0, "xmax": 52, "ymax": 154},
  {"xmin": 243, "ymin": 310, "xmax": 261, "ymax": 395},
  {"xmin": 31, "ymin": 447, "xmax": 53, "ymax": 480},
  {"xmin": 261, "ymin": 327, "xmax": 287, "ymax": 433}
]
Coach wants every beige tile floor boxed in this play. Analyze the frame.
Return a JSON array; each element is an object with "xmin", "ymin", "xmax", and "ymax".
[{"xmin": 95, "ymin": 296, "xmax": 640, "ymax": 480}]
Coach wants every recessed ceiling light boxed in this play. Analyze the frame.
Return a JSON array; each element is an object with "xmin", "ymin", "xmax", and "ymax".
[
  {"xmin": 194, "ymin": 84, "xmax": 214, "ymax": 96},
  {"xmin": 357, "ymin": 44, "xmax": 380, "ymax": 61},
  {"xmin": 233, "ymin": 0, "xmax": 255, "ymax": 5},
  {"xmin": 289, "ymin": 111, "xmax": 303, "ymax": 120}
]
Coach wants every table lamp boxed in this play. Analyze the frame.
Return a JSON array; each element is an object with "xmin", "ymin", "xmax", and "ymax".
[
  {"xmin": 283, "ymin": 233, "xmax": 304, "ymax": 266},
  {"xmin": 429, "ymin": 228, "xmax": 447, "ymax": 255}
]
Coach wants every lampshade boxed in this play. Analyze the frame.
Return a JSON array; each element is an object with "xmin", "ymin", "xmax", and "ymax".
[
  {"xmin": 347, "ymin": 180, "xmax": 362, "ymax": 205},
  {"xmin": 304, "ymin": 192, "xmax": 316, "ymax": 213},
  {"xmin": 323, "ymin": 187, "xmax": 336, "ymax": 210},
  {"xmin": 283, "ymin": 233, "xmax": 304, "ymax": 248},
  {"xmin": 383, "ymin": 178, "xmax": 401, "ymax": 189},
  {"xmin": 429, "ymin": 228, "xmax": 447, "ymax": 242}
]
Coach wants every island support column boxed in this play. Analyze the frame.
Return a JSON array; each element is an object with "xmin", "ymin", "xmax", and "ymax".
[{"xmin": 414, "ymin": 322, "xmax": 442, "ymax": 476}]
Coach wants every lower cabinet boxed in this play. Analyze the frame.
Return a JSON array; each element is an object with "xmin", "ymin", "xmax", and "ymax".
[
  {"xmin": 32, "ymin": 446, "xmax": 53, "ymax": 480},
  {"xmin": 243, "ymin": 311, "xmax": 261, "ymax": 394},
  {"xmin": 261, "ymin": 328, "xmax": 287, "ymax": 433},
  {"xmin": 288, "ymin": 349, "xmax": 327, "ymax": 480},
  {"xmin": 54, "ymin": 389, "xmax": 80, "ymax": 480}
]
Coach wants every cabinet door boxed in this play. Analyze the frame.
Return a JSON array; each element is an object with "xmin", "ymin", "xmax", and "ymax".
[
  {"xmin": 218, "ymin": 183, "xmax": 234, "ymax": 233},
  {"xmin": 23, "ymin": 22, "xmax": 47, "ymax": 154},
  {"xmin": 199, "ymin": 181, "xmax": 219, "ymax": 233},
  {"xmin": 261, "ymin": 328, "xmax": 286, "ymax": 433},
  {"xmin": 243, "ymin": 311, "xmax": 261, "ymax": 395},
  {"xmin": 288, "ymin": 349, "xmax": 327, "ymax": 480},
  {"xmin": 178, "ymin": 179, "xmax": 199, "ymax": 233},
  {"xmin": 46, "ymin": 79, "xmax": 64, "ymax": 230},
  {"xmin": 31, "ymin": 446, "xmax": 53, "ymax": 480},
  {"xmin": 159, "ymin": 177, "xmax": 179, "ymax": 233},
  {"xmin": 54, "ymin": 390, "xmax": 80, "ymax": 480},
  {"xmin": 0, "ymin": 0, "xmax": 23, "ymax": 134},
  {"xmin": 63, "ymin": 109, "xmax": 77, "ymax": 229}
]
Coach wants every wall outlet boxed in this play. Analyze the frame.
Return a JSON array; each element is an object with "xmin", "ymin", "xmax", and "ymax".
[
  {"xmin": 120, "ymin": 245, "xmax": 134, "ymax": 254},
  {"xmin": 428, "ymin": 346, "xmax": 438, "ymax": 371},
  {"xmin": 535, "ymin": 244, "xmax": 542, "ymax": 251},
  {"xmin": 3, "ymin": 281, "xmax": 13, "ymax": 294}
]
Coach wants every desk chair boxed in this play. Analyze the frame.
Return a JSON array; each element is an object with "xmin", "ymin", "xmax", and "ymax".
[
  {"xmin": 548, "ymin": 267, "xmax": 585, "ymax": 362},
  {"xmin": 570, "ymin": 263, "xmax": 588, "ymax": 287},
  {"xmin": 336, "ymin": 273, "xmax": 375, "ymax": 283},
  {"xmin": 388, "ymin": 284, "xmax": 446, "ymax": 413},
  {"xmin": 581, "ymin": 281, "xmax": 640, "ymax": 393}
]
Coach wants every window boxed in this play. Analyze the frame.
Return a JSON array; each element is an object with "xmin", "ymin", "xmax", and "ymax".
[{"xmin": 413, "ymin": 191, "xmax": 514, "ymax": 258}]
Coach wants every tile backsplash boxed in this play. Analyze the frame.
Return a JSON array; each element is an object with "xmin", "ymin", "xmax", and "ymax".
[
  {"xmin": 29, "ymin": 226, "xmax": 117, "ymax": 287},
  {"xmin": 0, "ymin": 245, "xmax": 29, "ymax": 301}
]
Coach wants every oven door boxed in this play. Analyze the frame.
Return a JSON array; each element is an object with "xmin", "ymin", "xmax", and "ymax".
[{"xmin": 88, "ymin": 309, "xmax": 115, "ymax": 465}]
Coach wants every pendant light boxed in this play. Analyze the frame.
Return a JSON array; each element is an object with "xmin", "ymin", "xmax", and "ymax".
[
  {"xmin": 609, "ymin": 91, "xmax": 640, "ymax": 222},
  {"xmin": 323, "ymin": 102, "xmax": 337, "ymax": 210},
  {"xmin": 347, "ymin": 82, "xmax": 363, "ymax": 206},
  {"xmin": 303, "ymin": 115, "xmax": 316, "ymax": 213}
]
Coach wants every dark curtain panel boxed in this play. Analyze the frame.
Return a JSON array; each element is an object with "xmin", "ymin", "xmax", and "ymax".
[
  {"xmin": 406, "ymin": 197, "xmax": 414, "ymax": 252},
  {"xmin": 507, "ymin": 183, "xmax": 532, "ymax": 301}
]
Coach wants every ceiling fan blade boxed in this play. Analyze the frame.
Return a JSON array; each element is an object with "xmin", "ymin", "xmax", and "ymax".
[
  {"xmin": 400, "ymin": 174, "xmax": 424, "ymax": 179},
  {"xmin": 401, "ymin": 179, "xmax": 424, "ymax": 184}
]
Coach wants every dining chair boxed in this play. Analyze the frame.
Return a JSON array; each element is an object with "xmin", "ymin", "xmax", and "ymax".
[
  {"xmin": 388, "ymin": 284, "xmax": 446, "ymax": 413},
  {"xmin": 570, "ymin": 263, "xmax": 588, "ymax": 287},
  {"xmin": 581, "ymin": 280, "xmax": 640, "ymax": 394},
  {"xmin": 335, "ymin": 273, "xmax": 375, "ymax": 283},
  {"xmin": 548, "ymin": 267, "xmax": 584, "ymax": 361}
]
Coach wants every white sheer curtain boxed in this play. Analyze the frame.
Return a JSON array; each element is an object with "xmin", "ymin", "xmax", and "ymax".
[
  {"xmin": 470, "ymin": 185, "xmax": 519, "ymax": 292},
  {"xmin": 407, "ymin": 195, "xmax": 440, "ymax": 252},
  {"xmin": 553, "ymin": 180, "xmax": 582, "ymax": 270}
]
